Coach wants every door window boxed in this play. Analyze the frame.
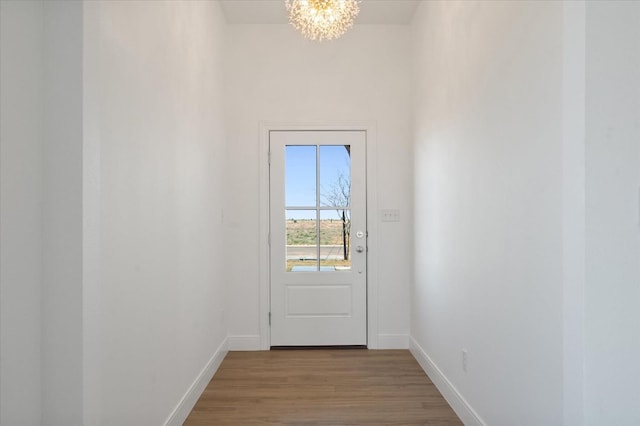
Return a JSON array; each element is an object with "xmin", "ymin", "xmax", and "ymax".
[{"xmin": 285, "ymin": 144, "xmax": 351, "ymax": 272}]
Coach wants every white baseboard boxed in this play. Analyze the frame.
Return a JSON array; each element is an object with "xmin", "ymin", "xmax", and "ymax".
[
  {"xmin": 163, "ymin": 337, "xmax": 228, "ymax": 426},
  {"xmin": 227, "ymin": 334, "xmax": 262, "ymax": 351},
  {"xmin": 377, "ymin": 333, "xmax": 409, "ymax": 349},
  {"xmin": 409, "ymin": 337, "xmax": 485, "ymax": 426}
]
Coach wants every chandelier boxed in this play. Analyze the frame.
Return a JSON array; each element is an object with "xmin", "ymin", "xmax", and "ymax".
[{"xmin": 285, "ymin": 0, "xmax": 360, "ymax": 41}]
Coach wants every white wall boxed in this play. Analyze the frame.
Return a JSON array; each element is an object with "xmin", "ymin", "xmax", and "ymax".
[
  {"xmin": 82, "ymin": 1, "xmax": 229, "ymax": 424},
  {"xmin": 1, "ymin": 1, "xmax": 85, "ymax": 424},
  {"xmin": 0, "ymin": 2, "xmax": 44, "ymax": 425},
  {"xmin": 224, "ymin": 24, "xmax": 413, "ymax": 349},
  {"xmin": 2, "ymin": 1, "xmax": 229, "ymax": 423},
  {"xmin": 584, "ymin": 2, "xmax": 640, "ymax": 424},
  {"xmin": 41, "ymin": 1, "xmax": 84, "ymax": 423},
  {"xmin": 411, "ymin": 1, "xmax": 564, "ymax": 424},
  {"xmin": 561, "ymin": 2, "xmax": 586, "ymax": 425}
]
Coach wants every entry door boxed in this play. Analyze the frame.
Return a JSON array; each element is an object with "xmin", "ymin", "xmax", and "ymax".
[{"xmin": 270, "ymin": 130, "xmax": 367, "ymax": 346}]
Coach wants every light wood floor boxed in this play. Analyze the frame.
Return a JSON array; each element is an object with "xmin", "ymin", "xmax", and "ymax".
[{"xmin": 184, "ymin": 349, "xmax": 462, "ymax": 425}]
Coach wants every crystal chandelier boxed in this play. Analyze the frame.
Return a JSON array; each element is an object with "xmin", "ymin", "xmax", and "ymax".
[{"xmin": 285, "ymin": 0, "xmax": 360, "ymax": 41}]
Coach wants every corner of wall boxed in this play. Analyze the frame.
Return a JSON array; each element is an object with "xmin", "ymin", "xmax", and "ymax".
[
  {"xmin": 227, "ymin": 335, "xmax": 263, "ymax": 351},
  {"xmin": 163, "ymin": 338, "xmax": 229, "ymax": 426},
  {"xmin": 409, "ymin": 337, "xmax": 486, "ymax": 426},
  {"xmin": 561, "ymin": 1, "xmax": 586, "ymax": 425},
  {"xmin": 377, "ymin": 334, "xmax": 409, "ymax": 349}
]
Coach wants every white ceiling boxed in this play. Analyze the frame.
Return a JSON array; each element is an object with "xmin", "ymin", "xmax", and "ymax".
[{"xmin": 219, "ymin": 0, "xmax": 420, "ymax": 25}]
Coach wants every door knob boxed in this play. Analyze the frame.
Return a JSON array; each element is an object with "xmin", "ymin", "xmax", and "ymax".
[{"xmin": 355, "ymin": 245, "xmax": 365, "ymax": 253}]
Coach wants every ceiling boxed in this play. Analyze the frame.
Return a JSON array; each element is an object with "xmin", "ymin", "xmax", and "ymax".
[{"xmin": 219, "ymin": 0, "xmax": 420, "ymax": 25}]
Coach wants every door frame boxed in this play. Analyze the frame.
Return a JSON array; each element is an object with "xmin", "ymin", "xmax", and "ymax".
[{"xmin": 258, "ymin": 122, "xmax": 380, "ymax": 350}]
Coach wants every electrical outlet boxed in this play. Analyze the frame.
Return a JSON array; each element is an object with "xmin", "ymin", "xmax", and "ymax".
[{"xmin": 462, "ymin": 349, "xmax": 468, "ymax": 373}]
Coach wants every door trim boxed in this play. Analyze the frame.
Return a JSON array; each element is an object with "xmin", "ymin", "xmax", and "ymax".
[{"xmin": 258, "ymin": 122, "xmax": 380, "ymax": 350}]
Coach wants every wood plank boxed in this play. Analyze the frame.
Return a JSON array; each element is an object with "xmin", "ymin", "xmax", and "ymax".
[{"xmin": 184, "ymin": 349, "xmax": 462, "ymax": 425}]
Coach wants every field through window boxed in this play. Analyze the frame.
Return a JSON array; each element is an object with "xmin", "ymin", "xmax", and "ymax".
[{"xmin": 286, "ymin": 216, "xmax": 351, "ymax": 272}]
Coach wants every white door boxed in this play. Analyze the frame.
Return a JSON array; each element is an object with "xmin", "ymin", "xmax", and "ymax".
[{"xmin": 269, "ymin": 130, "xmax": 367, "ymax": 346}]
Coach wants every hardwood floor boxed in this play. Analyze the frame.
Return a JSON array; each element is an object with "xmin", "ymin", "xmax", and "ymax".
[{"xmin": 184, "ymin": 349, "xmax": 462, "ymax": 425}]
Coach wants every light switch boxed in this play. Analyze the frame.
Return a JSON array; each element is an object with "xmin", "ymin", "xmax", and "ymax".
[{"xmin": 381, "ymin": 209, "xmax": 400, "ymax": 222}]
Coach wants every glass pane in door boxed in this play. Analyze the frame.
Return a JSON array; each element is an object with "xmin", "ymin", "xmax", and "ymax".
[
  {"xmin": 286, "ymin": 145, "xmax": 316, "ymax": 207},
  {"xmin": 320, "ymin": 209, "xmax": 351, "ymax": 271},
  {"xmin": 284, "ymin": 144, "xmax": 352, "ymax": 273},
  {"xmin": 286, "ymin": 210, "xmax": 317, "ymax": 272},
  {"xmin": 320, "ymin": 145, "xmax": 351, "ymax": 209}
]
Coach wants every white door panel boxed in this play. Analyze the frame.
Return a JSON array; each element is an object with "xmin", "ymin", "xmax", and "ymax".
[{"xmin": 269, "ymin": 130, "xmax": 367, "ymax": 346}]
